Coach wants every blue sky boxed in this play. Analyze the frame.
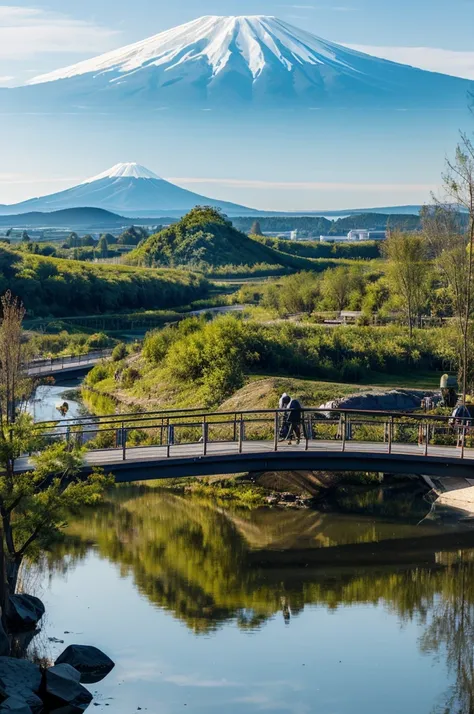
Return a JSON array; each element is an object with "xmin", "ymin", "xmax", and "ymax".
[{"xmin": 1, "ymin": 0, "xmax": 474, "ymax": 210}]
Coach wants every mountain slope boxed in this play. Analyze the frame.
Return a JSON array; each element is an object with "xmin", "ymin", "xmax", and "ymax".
[
  {"xmin": 127, "ymin": 206, "xmax": 316, "ymax": 271},
  {"xmin": 0, "ymin": 163, "xmax": 255, "ymax": 217},
  {"xmin": 15, "ymin": 16, "xmax": 472, "ymax": 109}
]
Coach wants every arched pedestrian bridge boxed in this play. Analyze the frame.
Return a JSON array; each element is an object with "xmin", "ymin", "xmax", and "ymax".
[{"xmin": 23, "ymin": 407, "xmax": 474, "ymax": 482}]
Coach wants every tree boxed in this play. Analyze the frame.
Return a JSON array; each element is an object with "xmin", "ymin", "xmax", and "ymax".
[
  {"xmin": 21, "ymin": 231, "xmax": 30, "ymax": 243},
  {"xmin": 97, "ymin": 235, "xmax": 109, "ymax": 258},
  {"xmin": 422, "ymin": 133, "xmax": 474, "ymax": 402},
  {"xmin": 250, "ymin": 221, "xmax": 263, "ymax": 236},
  {"xmin": 81, "ymin": 234, "xmax": 96, "ymax": 247},
  {"xmin": 67, "ymin": 232, "xmax": 80, "ymax": 248},
  {"xmin": 101, "ymin": 232, "xmax": 117, "ymax": 245},
  {"xmin": 382, "ymin": 232, "xmax": 429, "ymax": 338},
  {"xmin": 321, "ymin": 266, "xmax": 354, "ymax": 312},
  {"xmin": 0, "ymin": 291, "xmax": 111, "ymax": 593}
]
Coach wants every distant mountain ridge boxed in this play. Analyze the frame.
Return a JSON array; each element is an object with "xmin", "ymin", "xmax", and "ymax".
[
  {"xmin": 0, "ymin": 163, "xmax": 256, "ymax": 217},
  {"xmin": 5, "ymin": 15, "xmax": 472, "ymax": 111}
]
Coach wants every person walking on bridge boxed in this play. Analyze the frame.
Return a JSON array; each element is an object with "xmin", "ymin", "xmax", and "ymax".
[
  {"xmin": 278, "ymin": 394, "xmax": 291, "ymax": 441},
  {"xmin": 286, "ymin": 397, "xmax": 304, "ymax": 445}
]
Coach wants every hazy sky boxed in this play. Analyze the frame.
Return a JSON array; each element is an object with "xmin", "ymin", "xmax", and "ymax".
[{"xmin": 1, "ymin": 0, "xmax": 473, "ymax": 209}]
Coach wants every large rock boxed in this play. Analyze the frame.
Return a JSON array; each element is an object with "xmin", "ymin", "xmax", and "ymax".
[
  {"xmin": 7, "ymin": 595, "xmax": 45, "ymax": 632},
  {"xmin": 0, "ymin": 697, "xmax": 32, "ymax": 713},
  {"xmin": 320, "ymin": 389, "xmax": 437, "ymax": 414},
  {"xmin": 0, "ymin": 657, "xmax": 42, "ymax": 713},
  {"xmin": 55, "ymin": 645, "xmax": 114, "ymax": 684},
  {"xmin": 42, "ymin": 663, "xmax": 92, "ymax": 712}
]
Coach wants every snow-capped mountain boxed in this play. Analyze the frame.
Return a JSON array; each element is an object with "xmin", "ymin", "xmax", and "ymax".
[
  {"xmin": 0, "ymin": 163, "xmax": 255, "ymax": 217},
  {"xmin": 17, "ymin": 15, "xmax": 472, "ymax": 109}
]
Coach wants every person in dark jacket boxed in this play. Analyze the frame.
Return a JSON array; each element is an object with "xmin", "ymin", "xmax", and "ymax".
[
  {"xmin": 287, "ymin": 397, "xmax": 304, "ymax": 445},
  {"xmin": 278, "ymin": 394, "xmax": 292, "ymax": 441}
]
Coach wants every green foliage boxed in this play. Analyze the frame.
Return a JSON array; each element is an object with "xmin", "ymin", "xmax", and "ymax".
[
  {"xmin": 252, "ymin": 233, "xmax": 381, "ymax": 260},
  {"xmin": 233, "ymin": 213, "xmax": 421, "ymax": 236},
  {"xmin": 121, "ymin": 367, "xmax": 141, "ymax": 388},
  {"xmin": 86, "ymin": 332, "xmax": 110, "ymax": 349},
  {"xmin": 0, "ymin": 413, "xmax": 112, "ymax": 589},
  {"xmin": 97, "ymin": 235, "xmax": 108, "ymax": 258},
  {"xmin": 112, "ymin": 342, "xmax": 128, "ymax": 361},
  {"xmin": 133, "ymin": 315, "xmax": 454, "ymax": 408},
  {"xmin": 29, "ymin": 330, "xmax": 114, "ymax": 358},
  {"xmin": 127, "ymin": 206, "xmax": 316, "ymax": 273},
  {"xmin": 117, "ymin": 226, "xmax": 149, "ymax": 246},
  {"xmin": 0, "ymin": 247, "xmax": 209, "ymax": 317}
]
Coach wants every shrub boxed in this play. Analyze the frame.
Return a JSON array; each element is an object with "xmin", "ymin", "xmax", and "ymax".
[
  {"xmin": 112, "ymin": 343, "xmax": 128, "ymax": 362},
  {"xmin": 121, "ymin": 367, "xmax": 141, "ymax": 388},
  {"xmin": 86, "ymin": 333, "xmax": 109, "ymax": 350}
]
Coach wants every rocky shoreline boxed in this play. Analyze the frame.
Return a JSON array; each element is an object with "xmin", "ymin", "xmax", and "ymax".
[{"xmin": 0, "ymin": 594, "xmax": 114, "ymax": 713}]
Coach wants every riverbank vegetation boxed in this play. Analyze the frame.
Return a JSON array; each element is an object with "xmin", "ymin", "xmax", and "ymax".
[
  {"xmin": 0, "ymin": 292, "xmax": 111, "ymax": 594},
  {"xmin": 85, "ymin": 314, "xmax": 454, "ymax": 410}
]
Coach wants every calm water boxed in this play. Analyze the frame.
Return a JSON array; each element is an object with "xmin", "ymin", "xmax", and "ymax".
[
  {"xmin": 29, "ymin": 486, "xmax": 474, "ymax": 714},
  {"xmin": 29, "ymin": 379, "xmax": 86, "ymax": 423}
]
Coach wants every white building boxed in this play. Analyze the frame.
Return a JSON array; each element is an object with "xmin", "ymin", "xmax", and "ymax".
[{"xmin": 320, "ymin": 229, "xmax": 387, "ymax": 243}]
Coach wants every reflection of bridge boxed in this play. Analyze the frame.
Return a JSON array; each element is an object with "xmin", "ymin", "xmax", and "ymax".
[
  {"xmin": 27, "ymin": 350, "xmax": 112, "ymax": 378},
  {"xmin": 23, "ymin": 408, "xmax": 474, "ymax": 481}
]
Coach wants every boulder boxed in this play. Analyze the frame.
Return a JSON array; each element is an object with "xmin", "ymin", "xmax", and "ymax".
[
  {"xmin": 55, "ymin": 645, "xmax": 114, "ymax": 684},
  {"xmin": 0, "ymin": 657, "xmax": 42, "ymax": 713},
  {"xmin": 7, "ymin": 596, "xmax": 45, "ymax": 632},
  {"xmin": 319, "ymin": 389, "xmax": 437, "ymax": 414},
  {"xmin": 42, "ymin": 663, "xmax": 92, "ymax": 712},
  {"xmin": 0, "ymin": 697, "xmax": 33, "ymax": 713}
]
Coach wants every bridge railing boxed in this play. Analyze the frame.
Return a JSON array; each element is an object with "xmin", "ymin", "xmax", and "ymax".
[
  {"xmin": 27, "ymin": 349, "xmax": 113, "ymax": 375},
  {"xmin": 34, "ymin": 407, "xmax": 474, "ymax": 462}
]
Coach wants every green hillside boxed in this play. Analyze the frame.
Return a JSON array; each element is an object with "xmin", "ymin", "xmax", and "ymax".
[
  {"xmin": 127, "ymin": 207, "xmax": 317, "ymax": 272},
  {"xmin": 0, "ymin": 247, "xmax": 208, "ymax": 317}
]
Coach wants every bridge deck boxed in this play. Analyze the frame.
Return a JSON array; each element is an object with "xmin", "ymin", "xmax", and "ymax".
[{"xmin": 17, "ymin": 438, "xmax": 474, "ymax": 481}]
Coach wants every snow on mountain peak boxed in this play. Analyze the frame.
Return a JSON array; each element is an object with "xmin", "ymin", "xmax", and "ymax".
[
  {"xmin": 27, "ymin": 15, "xmax": 355, "ymax": 86},
  {"xmin": 82, "ymin": 162, "xmax": 161, "ymax": 184}
]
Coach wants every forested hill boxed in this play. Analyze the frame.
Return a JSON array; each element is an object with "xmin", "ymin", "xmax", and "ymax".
[
  {"xmin": 127, "ymin": 206, "xmax": 317, "ymax": 271},
  {"xmin": 0, "ymin": 247, "xmax": 208, "ymax": 317},
  {"xmin": 232, "ymin": 213, "xmax": 421, "ymax": 236}
]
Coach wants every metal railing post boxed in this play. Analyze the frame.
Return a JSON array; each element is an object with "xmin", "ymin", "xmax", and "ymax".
[
  {"xmin": 203, "ymin": 417, "xmax": 208, "ymax": 456},
  {"xmin": 305, "ymin": 413, "xmax": 309, "ymax": 451},
  {"xmin": 166, "ymin": 418, "xmax": 171, "ymax": 458},
  {"xmin": 388, "ymin": 416, "xmax": 393, "ymax": 454},
  {"xmin": 424, "ymin": 422, "xmax": 429, "ymax": 457},
  {"xmin": 462, "ymin": 425, "xmax": 467, "ymax": 459},
  {"xmin": 274, "ymin": 411, "xmax": 279, "ymax": 452},
  {"xmin": 122, "ymin": 422, "xmax": 126, "ymax": 461},
  {"xmin": 233, "ymin": 413, "xmax": 237, "ymax": 442},
  {"xmin": 342, "ymin": 413, "xmax": 346, "ymax": 452},
  {"xmin": 239, "ymin": 414, "xmax": 244, "ymax": 454}
]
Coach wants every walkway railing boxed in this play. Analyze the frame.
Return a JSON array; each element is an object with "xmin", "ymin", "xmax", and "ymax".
[
  {"xmin": 27, "ymin": 349, "xmax": 113, "ymax": 375},
  {"xmin": 34, "ymin": 407, "xmax": 474, "ymax": 462}
]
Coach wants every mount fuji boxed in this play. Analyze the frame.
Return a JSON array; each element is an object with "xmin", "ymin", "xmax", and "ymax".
[
  {"xmin": 0, "ymin": 163, "xmax": 255, "ymax": 217},
  {"xmin": 9, "ymin": 15, "xmax": 473, "ymax": 110}
]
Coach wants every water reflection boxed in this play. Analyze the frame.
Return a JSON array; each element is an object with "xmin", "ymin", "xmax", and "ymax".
[
  {"xmin": 29, "ymin": 379, "xmax": 87, "ymax": 423},
  {"xmin": 39, "ymin": 486, "xmax": 474, "ymax": 713}
]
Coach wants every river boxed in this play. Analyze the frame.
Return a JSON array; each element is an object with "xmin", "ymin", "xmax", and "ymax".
[{"xmin": 28, "ymin": 484, "xmax": 474, "ymax": 714}]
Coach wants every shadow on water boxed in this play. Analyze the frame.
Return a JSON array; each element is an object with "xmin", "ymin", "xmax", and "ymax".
[{"xmin": 39, "ymin": 484, "xmax": 474, "ymax": 713}]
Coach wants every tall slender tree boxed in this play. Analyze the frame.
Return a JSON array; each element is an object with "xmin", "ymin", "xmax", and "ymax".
[
  {"xmin": 422, "ymin": 132, "xmax": 474, "ymax": 403},
  {"xmin": 382, "ymin": 232, "xmax": 429, "ymax": 338},
  {"xmin": 0, "ymin": 291, "xmax": 111, "ymax": 594}
]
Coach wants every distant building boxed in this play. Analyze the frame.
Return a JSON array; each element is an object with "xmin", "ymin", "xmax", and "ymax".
[
  {"xmin": 320, "ymin": 229, "xmax": 387, "ymax": 243},
  {"xmin": 290, "ymin": 230, "xmax": 298, "ymax": 241}
]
